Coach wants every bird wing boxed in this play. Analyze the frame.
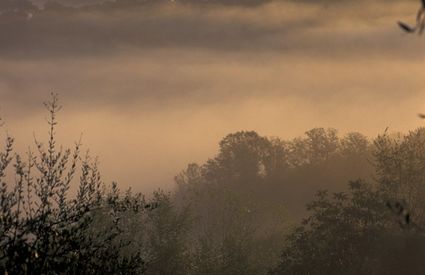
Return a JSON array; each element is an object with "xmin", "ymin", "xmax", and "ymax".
[{"xmin": 398, "ymin": 21, "xmax": 416, "ymax": 33}]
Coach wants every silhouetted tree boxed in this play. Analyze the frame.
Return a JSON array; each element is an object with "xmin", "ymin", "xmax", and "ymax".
[
  {"xmin": 271, "ymin": 180, "xmax": 425, "ymax": 275},
  {"xmin": 272, "ymin": 127, "xmax": 425, "ymax": 275},
  {"xmin": 0, "ymin": 94, "xmax": 146, "ymax": 274}
]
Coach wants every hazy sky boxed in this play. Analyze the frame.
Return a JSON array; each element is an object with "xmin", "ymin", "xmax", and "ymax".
[{"xmin": 1, "ymin": 0, "xmax": 425, "ymax": 192}]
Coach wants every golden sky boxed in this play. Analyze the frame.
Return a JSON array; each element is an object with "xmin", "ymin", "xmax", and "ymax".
[{"xmin": 1, "ymin": 0, "xmax": 425, "ymax": 192}]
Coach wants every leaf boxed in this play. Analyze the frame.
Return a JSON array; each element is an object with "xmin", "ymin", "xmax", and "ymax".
[{"xmin": 398, "ymin": 21, "xmax": 415, "ymax": 33}]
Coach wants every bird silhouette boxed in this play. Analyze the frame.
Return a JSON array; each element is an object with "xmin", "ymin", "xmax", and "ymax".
[
  {"xmin": 398, "ymin": 0, "xmax": 425, "ymax": 34},
  {"xmin": 398, "ymin": 21, "xmax": 416, "ymax": 33}
]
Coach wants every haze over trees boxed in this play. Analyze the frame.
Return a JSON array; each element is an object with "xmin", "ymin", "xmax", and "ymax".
[
  {"xmin": 2, "ymin": 95, "xmax": 425, "ymax": 274},
  {"xmin": 2, "ymin": 0, "xmax": 425, "ymax": 274}
]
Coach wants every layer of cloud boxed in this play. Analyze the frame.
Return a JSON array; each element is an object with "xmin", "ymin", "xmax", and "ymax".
[
  {"xmin": 0, "ymin": 1, "xmax": 421, "ymax": 60},
  {"xmin": 1, "ymin": 0, "xmax": 425, "ymax": 192}
]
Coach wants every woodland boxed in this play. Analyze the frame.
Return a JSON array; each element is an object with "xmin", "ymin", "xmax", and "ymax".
[{"xmin": 1, "ymin": 95, "xmax": 425, "ymax": 274}]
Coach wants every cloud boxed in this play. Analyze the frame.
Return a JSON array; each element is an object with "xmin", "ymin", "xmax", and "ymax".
[
  {"xmin": 0, "ymin": 0, "xmax": 420, "ymax": 60},
  {"xmin": 0, "ymin": 0, "xmax": 422, "ymax": 112},
  {"xmin": 1, "ymin": 0, "xmax": 424, "ymax": 191},
  {"xmin": 0, "ymin": 0, "xmax": 422, "ymax": 111},
  {"xmin": 33, "ymin": 0, "xmax": 272, "ymax": 8}
]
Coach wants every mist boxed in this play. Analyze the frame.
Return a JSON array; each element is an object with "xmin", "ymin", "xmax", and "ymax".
[
  {"xmin": 1, "ymin": 0, "xmax": 424, "ymax": 192},
  {"xmin": 3, "ymin": 1, "xmax": 425, "ymax": 274}
]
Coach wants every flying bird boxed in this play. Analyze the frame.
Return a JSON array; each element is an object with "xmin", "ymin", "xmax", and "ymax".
[
  {"xmin": 398, "ymin": 21, "xmax": 416, "ymax": 33},
  {"xmin": 398, "ymin": 0, "xmax": 425, "ymax": 34}
]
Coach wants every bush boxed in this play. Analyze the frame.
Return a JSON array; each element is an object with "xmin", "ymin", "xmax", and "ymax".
[{"xmin": 0, "ymin": 94, "xmax": 147, "ymax": 274}]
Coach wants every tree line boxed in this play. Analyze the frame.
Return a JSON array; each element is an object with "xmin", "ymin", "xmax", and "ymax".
[{"xmin": 2, "ymin": 95, "xmax": 425, "ymax": 274}]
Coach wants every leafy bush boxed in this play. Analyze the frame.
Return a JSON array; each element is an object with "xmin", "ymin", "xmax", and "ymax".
[{"xmin": 0, "ymin": 94, "xmax": 147, "ymax": 274}]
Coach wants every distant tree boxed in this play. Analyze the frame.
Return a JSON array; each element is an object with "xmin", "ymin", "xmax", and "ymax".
[
  {"xmin": 173, "ymin": 132, "xmax": 293, "ymax": 274},
  {"xmin": 340, "ymin": 132, "xmax": 369, "ymax": 157},
  {"xmin": 185, "ymin": 186, "xmax": 261, "ymax": 275},
  {"xmin": 173, "ymin": 128, "xmax": 376, "ymax": 274},
  {"xmin": 373, "ymin": 128, "xmax": 425, "ymax": 225},
  {"xmin": 143, "ymin": 191, "xmax": 192, "ymax": 275},
  {"xmin": 205, "ymin": 131, "xmax": 272, "ymax": 183},
  {"xmin": 304, "ymin": 128, "xmax": 339, "ymax": 164}
]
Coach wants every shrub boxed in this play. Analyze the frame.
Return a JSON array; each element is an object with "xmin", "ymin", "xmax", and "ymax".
[{"xmin": 0, "ymin": 94, "xmax": 146, "ymax": 274}]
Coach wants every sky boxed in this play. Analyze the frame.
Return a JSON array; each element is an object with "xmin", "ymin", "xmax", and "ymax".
[{"xmin": 1, "ymin": 0, "xmax": 425, "ymax": 192}]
